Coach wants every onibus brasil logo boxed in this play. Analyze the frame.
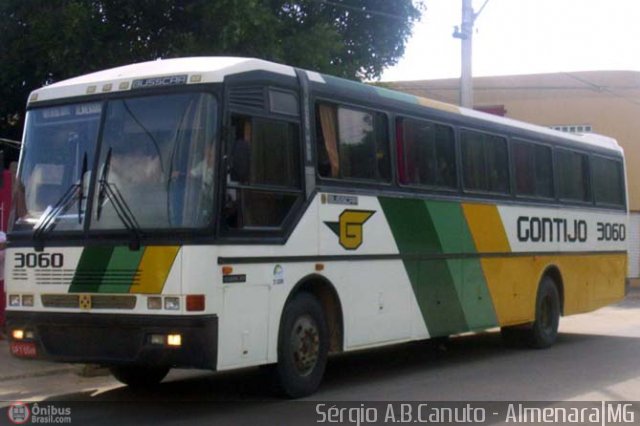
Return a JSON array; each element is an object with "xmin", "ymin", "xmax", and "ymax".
[
  {"xmin": 7, "ymin": 402, "xmax": 30, "ymax": 424},
  {"xmin": 324, "ymin": 210, "xmax": 375, "ymax": 250},
  {"xmin": 7, "ymin": 402, "xmax": 72, "ymax": 424}
]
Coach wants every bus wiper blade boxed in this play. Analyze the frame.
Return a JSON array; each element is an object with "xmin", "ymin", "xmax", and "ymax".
[
  {"xmin": 95, "ymin": 152, "xmax": 142, "ymax": 250},
  {"xmin": 98, "ymin": 181, "xmax": 143, "ymax": 250},
  {"xmin": 32, "ymin": 181, "xmax": 81, "ymax": 249},
  {"xmin": 33, "ymin": 152, "xmax": 89, "ymax": 243},
  {"xmin": 33, "ymin": 152, "xmax": 89, "ymax": 250},
  {"xmin": 78, "ymin": 152, "xmax": 88, "ymax": 223},
  {"xmin": 96, "ymin": 148, "xmax": 112, "ymax": 221}
]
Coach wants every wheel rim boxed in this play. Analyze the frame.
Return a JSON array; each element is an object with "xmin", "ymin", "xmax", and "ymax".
[{"xmin": 289, "ymin": 314, "xmax": 320, "ymax": 377}]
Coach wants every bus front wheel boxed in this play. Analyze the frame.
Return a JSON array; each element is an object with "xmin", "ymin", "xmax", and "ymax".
[
  {"xmin": 109, "ymin": 365, "xmax": 170, "ymax": 388},
  {"xmin": 276, "ymin": 292, "xmax": 329, "ymax": 398}
]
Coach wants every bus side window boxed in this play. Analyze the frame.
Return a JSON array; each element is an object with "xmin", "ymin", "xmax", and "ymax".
[
  {"xmin": 512, "ymin": 140, "xmax": 553, "ymax": 199},
  {"xmin": 397, "ymin": 117, "xmax": 456, "ymax": 189},
  {"xmin": 556, "ymin": 149, "xmax": 591, "ymax": 202},
  {"xmin": 224, "ymin": 115, "xmax": 302, "ymax": 230},
  {"xmin": 461, "ymin": 129, "xmax": 509, "ymax": 194},
  {"xmin": 316, "ymin": 103, "xmax": 390, "ymax": 182},
  {"xmin": 592, "ymin": 156, "xmax": 624, "ymax": 206}
]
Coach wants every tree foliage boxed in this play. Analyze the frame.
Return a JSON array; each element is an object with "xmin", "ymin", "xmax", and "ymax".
[{"xmin": 0, "ymin": 0, "xmax": 422, "ymax": 140}]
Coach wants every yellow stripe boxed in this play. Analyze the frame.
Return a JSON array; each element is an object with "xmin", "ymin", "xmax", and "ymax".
[
  {"xmin": 556, "ymin": 253, "xmax": 626, "ymax": 315},
  {"xmin": 478, "ymin": 254, "xmax": 626, "ymax": 326},
  {"xmin": 461, "ymin": 203, "xmax": 625, "ymax": 326},
  {"xmin": 463, "ymin": 203, "xmax": 521, "ymax": 324},
  {"xmin": 416, "ymin": 97, "xmax": 460, "ymax": 114},
  {"xmin": 129, "ymin": 246, "xmax": 180, "ymax": 294},
  {"xmin": 462, "ymin": 204, "xmax": 510, "ymax": 252}
]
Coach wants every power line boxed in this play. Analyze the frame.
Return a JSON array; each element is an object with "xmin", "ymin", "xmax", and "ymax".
[{"xmin": 562, "ymin": 72, "xmax": 640, "ymax": 109}]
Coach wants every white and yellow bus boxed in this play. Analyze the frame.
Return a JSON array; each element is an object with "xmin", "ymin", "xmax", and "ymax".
[{"xmin": 6, "ymin": 58, "xmax": 627, "ymax": 397}]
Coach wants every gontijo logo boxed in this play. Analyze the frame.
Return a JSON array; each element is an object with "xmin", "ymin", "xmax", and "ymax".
[{"xmin": 324, "ymin": 210, "xmax": 375, "ymax": 250}]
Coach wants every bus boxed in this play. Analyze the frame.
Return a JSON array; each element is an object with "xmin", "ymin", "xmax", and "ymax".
[{"xmin": 6, "ymin": 57, "xmax": 627, "ymax": 397}]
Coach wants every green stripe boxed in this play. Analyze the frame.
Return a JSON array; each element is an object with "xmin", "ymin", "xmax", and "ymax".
[
  {"xmin": 99, "ymin": 247, "xmax": 145, "ymax": 293},
  {"xmin": 69, "ymin": 246, "xmax": 114, "ymax": 293},
  {"xmin": 427, "ymin": 201, "xmax": 497, "ymax": 331},
  {"xmin": 379, "ymin": 197, "xmax": 468, "ymax": 337}
]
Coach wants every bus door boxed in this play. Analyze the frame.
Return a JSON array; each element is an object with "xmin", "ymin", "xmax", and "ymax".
[{"xmin": 218, "ymin": 82, "xmax": 306, "ymax": 367}]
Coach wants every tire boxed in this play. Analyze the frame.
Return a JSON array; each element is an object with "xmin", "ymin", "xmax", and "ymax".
[
  {"xmin": 275, "ymin": 292, "xmax": 329, "ymax": 398},
  {"xmin": 109, "ymin": 365, "xmax": 170, "ymax": 388},
  {"xmin": 528, "ymin": 276, "xmax": 561, "ymax": 348},
  {"xmin": 500, "ymin": 277, "xmax": 560, "ymax": 349}
]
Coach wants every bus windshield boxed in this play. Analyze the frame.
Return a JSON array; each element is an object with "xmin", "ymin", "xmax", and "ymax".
[{"xmin": 14, "ymin": 92, "xmax": 217, "ymax": 233}]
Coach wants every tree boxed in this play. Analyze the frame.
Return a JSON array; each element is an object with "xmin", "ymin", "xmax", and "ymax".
[{"xmin": 0, "ymin": 0, "xmax": 423, "ymax": 141}]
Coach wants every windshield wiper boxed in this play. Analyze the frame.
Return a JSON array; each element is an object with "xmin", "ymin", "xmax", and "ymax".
[
  {"xmin": 33, "ymin": 152, "xmax": 88, "ymax": 251},
  {"xmin": 78, "ymin": 152, "xmax": 88, "ymax": 223},
  {"xmin": 96, "ymin": 148, "xmax": 143, "ymax": 250},
  {"xmin": 96, "ymin": 148, "xmax": 112, "ymax": 221}
]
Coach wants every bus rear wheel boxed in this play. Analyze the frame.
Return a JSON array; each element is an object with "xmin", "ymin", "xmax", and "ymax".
[
  {"xmin": 109, "ymin": 365, "xmax": 170, "ymax": 388},
  {"xmin": 528, "ymin": 276, "xmax": 561, "ymax": 348},
  {"xmin": 276, "ymin": 292, "xmax": 329, "ymax": 398},
  {"xmin": 501, "ymin": 276, "xmax": 560, "ymax": 349}
]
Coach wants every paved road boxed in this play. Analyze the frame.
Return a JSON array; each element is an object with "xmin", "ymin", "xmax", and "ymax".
[{"xmin": 2, "ymin": 292, "xmax": 640, "ymax": 425}]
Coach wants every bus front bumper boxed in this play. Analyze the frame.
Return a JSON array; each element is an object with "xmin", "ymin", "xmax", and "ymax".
[{"xmin": 6, "ymin": 311, "xmax": 218, "ymax": 370}]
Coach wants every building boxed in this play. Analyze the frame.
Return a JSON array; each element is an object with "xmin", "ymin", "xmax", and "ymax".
[{"xmin": 384, "ymin": 71, "xmax": 640, "ymax": 279}]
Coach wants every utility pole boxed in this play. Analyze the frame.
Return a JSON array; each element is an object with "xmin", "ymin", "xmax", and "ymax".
[{"xmin": 453, "ymin": 0, "xmax": 490, "ymax": 108}]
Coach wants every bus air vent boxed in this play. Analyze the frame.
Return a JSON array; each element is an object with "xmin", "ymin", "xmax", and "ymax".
[{"xmin": 228, "ymin": 86, "xmax": 265, "ymax": 111}]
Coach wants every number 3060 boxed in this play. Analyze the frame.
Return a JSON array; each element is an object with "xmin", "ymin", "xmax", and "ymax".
[{"xmin": 14, "ymin": 253, "xmax": 64, "ymax": 268}]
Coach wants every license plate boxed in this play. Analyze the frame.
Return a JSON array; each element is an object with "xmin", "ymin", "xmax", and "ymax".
[{"xmin": 10, "ymin": 342, "xmax": 37, "ymax": 358}]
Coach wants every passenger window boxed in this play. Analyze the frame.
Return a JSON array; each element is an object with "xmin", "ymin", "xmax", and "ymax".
[
  {"xmin": 461, "ymin": 130, "xmax": 509, "ymax": 193},
  {"xmin": 556, "ymin": 149, "xmax": 591, "ymax": 202},
  {"xmin": 512, "ymin": 140, "xmax": 553, "ymax": 198},
  {"xmin": 223, "ymin": 114, "xmax": 302, "ymax": 230},
  {"xmin": 592, "ymin": 156, "xmax": 624, "ymax": 206},
  {"xmin": 397, "ymin": 117, "xmax": 456, "ymax": 188},
  {"xmin": 316, "ymin": 103, "xmax": 390, "ymax": 182}
]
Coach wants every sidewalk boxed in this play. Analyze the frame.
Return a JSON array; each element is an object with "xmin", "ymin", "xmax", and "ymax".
[{"xmin": 0, "ymin": 339, "xmax": 74, "ymax": 382}]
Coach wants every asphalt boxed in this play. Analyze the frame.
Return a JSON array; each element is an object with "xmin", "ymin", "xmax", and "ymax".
[{"xmin": 0, "ymin": 338, "xmax": 75, "ymax": 382}]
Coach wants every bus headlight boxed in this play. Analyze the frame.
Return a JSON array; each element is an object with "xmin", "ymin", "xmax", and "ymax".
[
  {"xmin": 167, "ymin": 334, "xmax": 182, "ymax": 347},
  {"xmin": 21, "ymin": 295, "xmax": 34, "ymax": 307},
  {"xmin": 164, "ymin": 297, "xmax": 180, "ymax": 311},
  {"xmin": 150, "ymin": 334, "xmax": 165, "ymax": 345},
  {"xmin": 9, "ymin": 295, "xmax": 20, "ymax": 307}
]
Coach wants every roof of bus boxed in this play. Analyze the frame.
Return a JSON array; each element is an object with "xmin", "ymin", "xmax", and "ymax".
[{"xmin": 29, "ymin": 56, "xmax": 622, "ymax": 153}]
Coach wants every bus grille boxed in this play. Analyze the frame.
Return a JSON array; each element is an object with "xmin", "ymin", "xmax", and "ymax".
[{"xmin": 41, "ymin": 294, "xmax": 137, "ymax": 310}]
